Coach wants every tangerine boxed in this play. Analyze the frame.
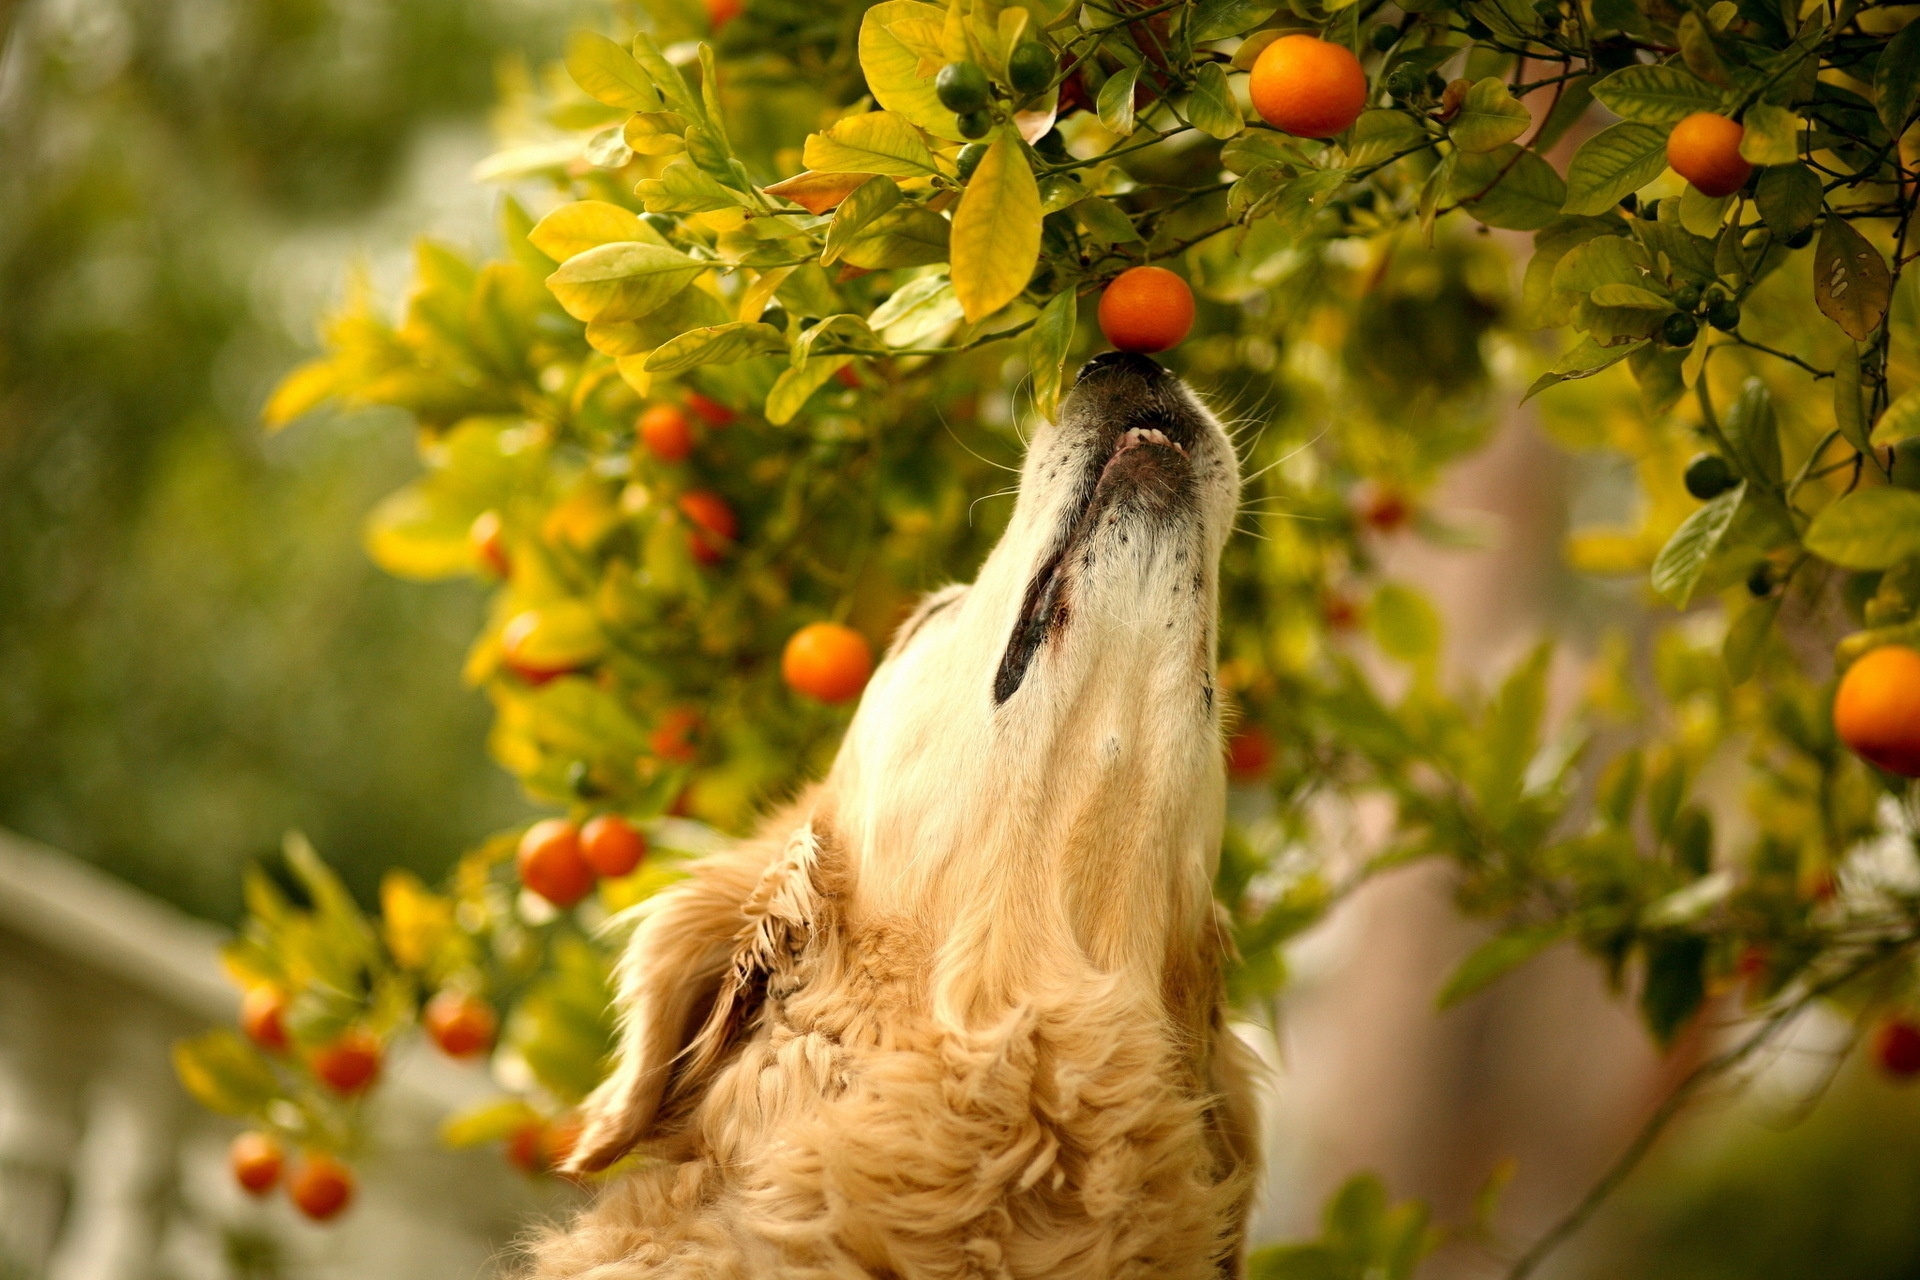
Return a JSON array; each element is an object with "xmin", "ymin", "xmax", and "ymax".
[
  {"xmin": 423, "ymin": 990, "xmax": 497, "ymax": 1059},
  {"xmin": 1876, "ymin": 1018, "xmax": 1920, "ymax": 1078},
  {"xmin": 469, "ymin": 510, "xmax": 511, "ymax": 579},
  {"xmin": 287, "ymin": 1152, "xmax": 355, "ymax": 1221},
  {"xmin": 230, "ymin": 1131, "xmax": 283, "ymax": 1196},
  {"xmin": 639, "ymin": 404, "xmax": 694, "ymax": 462},
  {"xmin": 240, "ymin": 985, "xmax": 290, "ymax": 1054},
  {"xmin": 1249, "ymin": 35, "xmax": 1369, "ymax": 139},
  {"xmin": 678, "ymin": 490, "xmax": 737, "ymax": 565},
  {"xmin": 310, "ymin": 1029, "xmax": 381, "ymax": 1096},
  {"xmin": 1097, "ymin": 266, "xmax": 1195, "ymax": 353},
  {"xmin": 1667, "ymin": 112, "xmax": 1752, "ymax": 198},
  {"xmin": 782, "ymin": 622, "xmax": 874, "ymax": 703},
  {"xmin": 517, "ymin": 818, "xmax": 595, "ymax": 907},
  {"xmin": 581, "ymin": 813, "xmax": 647, "ymax": 877},
  {"xmin": 1833, "ymin": 645, "xmax": 1920, "ymax": 777}
]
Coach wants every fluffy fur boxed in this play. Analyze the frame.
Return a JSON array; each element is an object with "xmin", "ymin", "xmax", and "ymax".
[{"xmin": 528, "ymin": 353, "xmax": 1254, "ymax": 1279}]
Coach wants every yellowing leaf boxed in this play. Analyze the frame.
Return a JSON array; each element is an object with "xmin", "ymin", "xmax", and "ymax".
[
  {"xmin": 528, "ymin": 201, "xmax": 665, "ymax": 262},
  {"xmin": 1815, "ymin": 210, "xmax": 1891, "ymax": 341},
  {"xmin": 1872, "ymin": 386, "xmax": 1920, "ymax": 446},
  {"xmin": 1187, "ymin": 63, "xmax": 1244, "ymax": 140},
  {"xmin": 802, "ymin": 111, "xmax": 940, "ymax": 177},
  {"xmin": 861, "ymin": 3, "xmax": 966, "ymax": 139},
  {"xmin": 545, "ymin": 242, "xmax": 706, "ymax": 323},
  {"xmin": 263, "ymin": 359, "xmax": 340, "ymax": 430},
  {"xmin": 950, "ymin": 132, "xmax": 1041, "ymax": 323},
  {"xmin": 764, "ymin": 170, "xmax": 872, "ymax": 214},
  {"xmin": 1451, "ymin": 77, "xmax": 1531, "ymax": 153},
  {"xmin": 564, "ymin": 31, "xmax": 663, "ymax": 112},
  {"xmin": 364, "ymin": 484, "xmax": 475, "ymax": 580},
  {"xmin": 1737, "ymin": 103, "xmax": 1798, "ymax": 166},
  {"xmin": 766, "ymin": 356, "xmax": 852, "ymax": 424},
  {"xmin": 1804, "ymin": 487, "xmax": 1920, "ymax": 569}
]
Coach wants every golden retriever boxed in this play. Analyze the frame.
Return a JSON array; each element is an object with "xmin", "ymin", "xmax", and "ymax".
[{"xmin": 530, "ymin": 351, "xmax": 1255, "ymax": 1279}]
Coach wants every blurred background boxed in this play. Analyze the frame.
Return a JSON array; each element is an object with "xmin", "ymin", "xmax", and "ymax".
[{"xmin": 4, "ymin": 0, "xmax": 1920, "ymax": 1277}]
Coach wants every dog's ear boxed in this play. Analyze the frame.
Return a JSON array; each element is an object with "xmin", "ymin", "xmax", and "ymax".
[{"xmin": 564, "ymin": 823, "xmax": 827, "ymax": 1173}]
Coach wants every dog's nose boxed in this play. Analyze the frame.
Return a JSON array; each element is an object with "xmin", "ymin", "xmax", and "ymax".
[{"xmin": 1076, "ymin": 351, "xmax": 1167, "ymax": 385}]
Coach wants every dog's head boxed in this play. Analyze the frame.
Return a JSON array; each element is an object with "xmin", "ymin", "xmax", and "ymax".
[
  {"xmin": 563, "ymin": 354, "xmax": 1241, "ymax": 1172},
  {"xmin": 827, "ymin": 352, "xmax": 1240, "ymax": 989}
]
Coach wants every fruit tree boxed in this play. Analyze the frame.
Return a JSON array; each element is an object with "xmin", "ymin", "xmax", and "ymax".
[{"xmin": 174, "ymin": 0, "xmax": 1920, "ymax": 1269}]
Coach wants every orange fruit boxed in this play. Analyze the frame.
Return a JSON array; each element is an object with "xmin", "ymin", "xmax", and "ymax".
[
  {"xmin": 639, "ymin": 404, "xmax": 694, "ymax": 462},
  {"xmin": 685, "ymin": 392, "xmax": 736, "ymax": 427},
  {"xmin": 1667, "ymin": 112, "xmax": 1752, "ymax": 198},
  {"xmin": 1226, "ymin": 727, "xmax": 1275, "ymax": 780},
  {"xmin": 1833, "ymin": 645, "xmax": 1920, "ymax": 777},
  {"xmin": 230, "ymin": 1131, "xmax": 284, "ymax": 1195},
  {"xmin": 469, "ymin": 510, "xmax": 511, "ymax": 578},
  {"xmin": 517, "ymin": 818, "xmax": 596, "ymax": 906},
  {"xmin": 1357, "ymin": 483, "xmax": 1412, "ymax": 533},
  {"xmin": 1876, "ymin": 1018, "xmax": 1920, "ymax": 1078},
  {"xmin": 1097, "ymin": 266, "xmax": 1195, "ymax": 354},
  {"xmin": 500, "ymin": 612, "xmax": 573, "ymax": 686},
  {"xmin": 1249, "ymin": 35, "xmax": 1368, "ymax": 139},
  {"xmin": 310, "ymin": 1028, "xmax": 381, "ymax": 1095},
  {"xmin": 240, "ymin": 985, "xmax": 290, "ymax": 1054},
  {"xmin": 544, "ymin": 1114, "xmax": 584, "ymax": 1169},
  {"xmin": 581, "ymin": 813, "xmax": 647, "ymax": 877},
  {"xmin": 423, "ymin": 990, "xmax": 497, "ymax": 1059},
  {"xmin": 505, "ymin": 1120, "xmax": 547, "ymax": 1174},
  {"xmin": 678, "ymin": 490, "xmax": 737, "ymax": 565},
  {"xmin": 287, "ymin": 1152, "xmax": 356, "ymax": 1221},
  {"xmin": 650, "ymin": 708, "xmax": 702, "ymax": 763},
  {"xmin": 705, "ymin": 0, "xmax": 744, "ymax": 29},
  {"xmin": 782, "ymin": 622, "xmax": 874, "ymax": 703}
]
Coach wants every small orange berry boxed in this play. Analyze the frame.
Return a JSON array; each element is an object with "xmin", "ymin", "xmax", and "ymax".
[
  {"xmin": 1357, "ymin": 483, "xmax": 1413, "ymax": 533},
  {"xmin": 1226, "ymin": 727, "xmax": 1275, "ymax": 781},
  {"xmin": 1249, "ymin": 35, "xmax": 1368, "ymax": 139},
  {"xmin": 517, "ymin": 819, "xmax": 595, "ymax": 907},
  {"xmin": 650, "ymin": 708, "xmax": 702, "ymax": 764},
  {"xmin": 705, "ymin": 0, "xmax": 744, "ymax": 29},
  {"xmin": 684, "ymin": 392, "xmax": 736, "ymax": 427},
  {"xmin": 1876, "ymin": 1018, "xmax": 1920, "ymax": 1078},
  {"xmin": 423, "ymin": 990, "xmax": 497, "ymax": 1059},
  {"xmin": 1834, "ymin": 645, "xmax": 1920, "ymax": 777},
  {"xmin": 782, "ymin": 622, "xmax": 875, "ymax": 703},
  {"xmin": 639, "ymin": 404, "xmax": 694, "ymax": 462},
  {"xmin": 310, "ymin": 1029, "xmax": 381, "ymax": 1096},
  {"xmin": 581, "ymin": 813, "xmax": 647, "ymax": 877},
  {"xmin": 678, "ymin": 490, "xmax": 737, "ymax": 565},
  {"xmin": 240, "ymin": 985, "xmax": 290, "ymax": 1054},
  {"xmin": 230, "ymin": 1131, "xmax": 284, "ymax": 1196},
  {"xmin": 506, "ymin": 1120, "xmax": 547, "ymax": 1174},
  {"xmin": 287, "ymin": 1152, "xmax": 355, "ymax": 1221},
  {"xmin": 1098, "ymin": 266, "xmax": 1195, "ymax": 354},
  {"xmin": 1666, "ymin": 112, "xmax": 1752, "ymax": 198}
]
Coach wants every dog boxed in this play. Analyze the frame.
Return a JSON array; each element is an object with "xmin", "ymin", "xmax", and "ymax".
[{"xmin": 529, "ymin": 351, "xmax": 1256, "ymax": 1279}]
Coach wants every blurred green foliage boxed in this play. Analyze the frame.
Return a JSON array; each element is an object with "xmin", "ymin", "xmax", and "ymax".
[{"xmin": 0, "ymin": 0, "xmax": 601, "ymax": 918}]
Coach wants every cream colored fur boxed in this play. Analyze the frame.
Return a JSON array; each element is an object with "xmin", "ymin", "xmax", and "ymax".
[{"xmin": 529, "ymin": 358, "xmax": 1255, "ymax": 1279}]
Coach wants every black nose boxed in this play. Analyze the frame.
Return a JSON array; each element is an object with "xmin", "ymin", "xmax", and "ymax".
[{"xmin": 1076, "ymin": 351, "xmax": 1166, "ymax": 384}]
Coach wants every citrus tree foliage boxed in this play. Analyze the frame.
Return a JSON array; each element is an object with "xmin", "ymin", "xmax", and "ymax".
[{"xmin": 178, "ymin": 0, "xmax": 1920, "ymax": 1263}]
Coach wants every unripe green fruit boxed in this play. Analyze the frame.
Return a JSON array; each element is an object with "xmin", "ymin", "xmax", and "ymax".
[
  {"xmin": 1370, "ymin": 23, "xmax": 1400, "ymax": 50},
  {"xmin": 955, "ymin": 142, "xmax": 988, "ymax": 180},
  {"xmin": 1684, "ymin": 453, "xmax": 1738, "ymax": 500},
  {"xmin": 1747, "ymin": 562, "xmax": 1774, "ymax": 597},
  {"xmin": 1671, "ymin": 284, "xmax": 1700, "ymax": 312},
  {"xmin": 1034, "ymin": 127, "xmax": 1070, "ymax": 161},
  {"xmin": 1706, "ymin": 296, "xmax": 1741, "ymax": 331},
  {"xmin": 1784, "ymin": 225, "xmax": 1814, "ymax": 249},
  {"xmin": 956, "ymin": 109, "xmax": 992, "ymax": 139},
  {"xmin": 937, "ymin": 61, "xmax": 992, "ymax": 114},
  {"xmin": 1662, "ymin": 312, "xmax": 1699, "ymax": 348},
  {"xmin": 1384, "ymin": 63, "xmax": 1425, "ymax": 101},
  {"xmin": 1007, "ymin": 42, "xmax": 1055, "ymax": 95}
]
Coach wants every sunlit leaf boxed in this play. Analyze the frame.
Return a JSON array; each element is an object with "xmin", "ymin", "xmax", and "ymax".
[
  {"xmin": 545, "ymin": 242, "xmax": 706, "ymax": 324},
  {"xmin": 802, "ymin": 111, "xmax": 941, "ymax": 177},
  {"xmin": 1650, "ymin": 483, "xmax": 1744, "ymax": 606},
  {"xmin": 1804, "ymin": 487, "xmax": 1920, "ymax": 568},
  {"xmin": 1561, "ymin": 121, "xmax": 1671, "ymax": 216},
  {"xmin": 1450, "ymin": 77, "xmax": 1530, "ymax": 153},
  {"xmin": 565, "ymin": 31, "xmax": 662, "ymax": 111},
  {"xmin": 1590, "ymin": 63, "xmax": 1720, "ymax": 125},
  {"xmin": 950, "ymin": 132, "xmax": 1041, "ymax": 323},
  {"xmin": 529, "ymin": 201, "xmax": 665, "ymax": 262}
]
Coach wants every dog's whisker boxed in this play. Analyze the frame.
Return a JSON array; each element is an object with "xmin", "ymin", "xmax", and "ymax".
[
  {"xmin": 941, "ymin": 413, "xmax": 1021, "ymax": 474},
  {"xmin": 968, "ymin": 485, "xmax": 1021, "ymax": 526}
]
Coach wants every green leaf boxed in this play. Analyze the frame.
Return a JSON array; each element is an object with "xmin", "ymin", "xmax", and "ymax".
[
  {"xmin": 635, "ymin": 160, "xmax": 752, "ymax": 214},
  {"xmin": 950, "ymin": 132, "xmax": 1041, "ymax": 323},
  {"xmin": 860, "ymin": 2, "xmax": 965, "ymax": 141},
  {"xmin": 1723, "ymin": 376, "xmax": 1782, "ymax": 486},
  {"xmin": 1098, "ymin": 65, "xmax": 1140, "ymax": 136},
  {"xmin": 1815, "ymin": 209, "xmax": 1891, "ymax": 341},
  {"xmin": 1876, "ymin": 18, "xmax": 1920, "ymax": 135},
  {"xmin": 794, "ymin": 314, "xmax": 885, "ymax": 368},
  {"xmin": 1523, "ymin": 336, "xmax": 1645, "ymax": 401},
  {"xmin": 1074, "ymin": 195, "xmax": 1142, "ymax": 243},
  {"xmin": 546, "ymin": 242, "xmax": 707, "ymax": 324},
  {"xmin": 1562, "ymin": 121, "xmax": 1672, "ymax": 216},
  {"xmin": 766, "ymin": 356, "xmax": 853, "ymax": 424},
  {"xmin": 1028, "ymin": 289, "xmax": 1077, "ymax": 416},
  {"xmin": 839, "ymin": 208, "xmax": 952, "ymax": 269},
  {"xmin": 1552, "ymin": 227, "xmax": 1652, "ymax": 292},
  {"xmin": 172, "ymin": 1030, "xmax": 280, "ymax": 1117},
  {"xmin": 1641, "ymin": 933, "xmax": 1708, "ymax": 1046},
  {"xmin": 1872, "ymin": 386, "xmax": 1920, "ymax": 446},
  {"xmin": 1834, "ymin": 341, "xmax": 1870, "ymax": 452},
  {"xmin": 1723, "ymin": 593, "xmax": 1780, "ymax": 684},
  {"xmin": 1451, "ymin": 146, "xmax": 1566, "ymax": 230},
  {"xmin": 1188, "ymin": 63, "xmax": 1244, "ymax": 140},
  {"xmin": 644, "ymin": 322, "xmax": 788, "ymax": 372},
  {"xmin": 1677, "ymin": 185, "xmax": 1730, "ymax": 237},
  {"xmin": 1738, "ymin": 103, "xmax": 1799, "ymax": 166},
  {"xmin": 1191, "ymin": 0, "xmax": 1278, "ymax": 40},
  {"xmin": 628, "ymin": 33, "xmax": 701, "ymax": 121},
  {"xmin": 1475, "ymin": 643, "xmax": 1553, "ymax": 825},
  {"xmin": 1438, "ymin": 922, "xmax": 1571, "ymax": 1007},
  {"xmin": 1451, "ymin": 77, "xmax": 1531, "ymax": 153},
  {"xmin": 441, "ymin": 1097, "xmax": 539, "ymax": 1148},
  {"xmin": 1754, "ymin": 163, "xmax": 1821, "ymax": 241},
  {"xmin": 565, "ymin": 31, "xmax": 663, "ymax": 112},
  {"xmin": 822, "ymin": 175, "xmax": 903, "ymax": 265},
  {"xmin": 1650, "ymin": 483, "xmax": 1744, "ymax": 606},
  {"xmin": 868, "ymin": 273, "xmax": 963, "ymax": 346},
  {"xmin": 1369, "ymin": 582, "xmax": 1441, "ymax": 663},
  {"xmin": 1247, "ymin": 1245, "xmax": 1343, "ymax": 1280},
  {"xmin": 1591, "ymin": 63, "xmax": 1720, "ymax": 125},
  {"xmin": 529, "ymin": 201, "xmax": 666, "ymax": 262},
  {"xmin": 803, "ymin": 111, "xmax": 940, "ymax": 177},
  {"xmin": 1589, "ymin": 282, "xmax": 1670, "ymax": 308},
  {"xmin": 1804, "ymin": 487, "xmax": 1920, "ymax": 569}
]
